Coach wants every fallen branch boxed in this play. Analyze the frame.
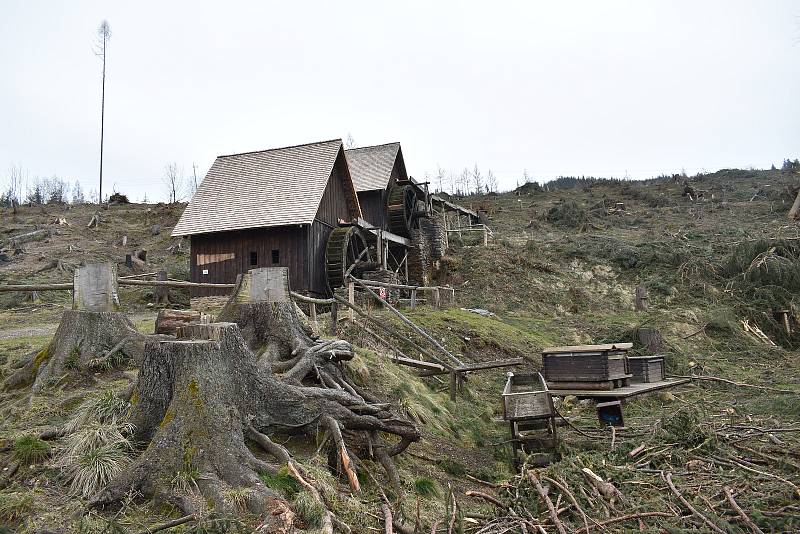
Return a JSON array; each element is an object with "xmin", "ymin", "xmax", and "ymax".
[
  {"xmin": 725, "ymin": 487, "xmax": 765, "ymax": 534},
  {"xmin": 133, "ymin": 514, "xmax": 197, "ymax": 534},
  {"xmin": 542, "ymin": 476, "xmax": 590, "ymax": 533},
  {"xmin": 527, "ymin": 471, "xmax": 567, "ymax": 534},
  {"xmin": 671, "ymin": 374, "xmax": 800, "ymax": 395},
  {"xmin": 465, "ymin": 490, "xmax": 509, "ymax": 511},
  {"xmin": 573, "ymin": 512, "xmax": 672, "ymax": 533},
  {"xmin": 663, "ymin": 472, "xmax": 726, "ymax": 534}
]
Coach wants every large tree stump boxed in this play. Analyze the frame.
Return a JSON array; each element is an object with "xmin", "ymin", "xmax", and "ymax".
[
  {"xmin": 92, "ymin": 267, "xmax": 419, "ymax": 520},
  {"xmin": 3, "ymin": 263, "xmax": 144, "ymax": 392},
  {"xmin": 94, "ymin": 320, "xmax": 419, "ymax": 522},
  {"xmin": 636, "ymin": 327, "xmax": 665, "ymax": 354}
]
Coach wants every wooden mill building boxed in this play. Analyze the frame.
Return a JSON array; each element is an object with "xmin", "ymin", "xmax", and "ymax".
[
  {"xmin": 172, "ymin": 139, "xmax": 362, "ymax": 296},
  {"xmin": 344, "ymin": 142, "xmax": 408, "ymax": 230}
]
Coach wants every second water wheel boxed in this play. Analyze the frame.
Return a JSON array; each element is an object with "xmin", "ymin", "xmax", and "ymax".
[
  {"xmin": 386, "ymin": 184, "xmax": 420, "ymax": 238},
  {"xmin": 325, "ymin": 226, "xmax": 373, "ymax": 293}
]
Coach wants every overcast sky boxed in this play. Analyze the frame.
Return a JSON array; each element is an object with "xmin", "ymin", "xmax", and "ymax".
[{"xmin": 1, "ymin": 1, "xmax": 798, "ymax": 201}]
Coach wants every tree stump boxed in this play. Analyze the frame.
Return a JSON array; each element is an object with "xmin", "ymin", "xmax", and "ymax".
[
  {"xmin": 3, "ymin": 263, "xmax": 144, "ymax": 392},
  {"xmin": 634, "ymin": 284, "xmax": 648, "ymax": 312},
  {"xmin": 94, "ymin": 319, "xmax": 419, "ymax": 518},
  {"xmin": 636, "ymin": 328, "xmax": 665, "ymax": 354},
  {"xmin": 153, "ymin": 270, "xmax": 170, "ymax": 305}
]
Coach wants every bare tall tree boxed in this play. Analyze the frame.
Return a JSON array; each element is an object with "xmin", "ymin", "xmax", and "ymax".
[
  {"xmin": 4, "ymin": 165, "xmax": 25, "ymax": 214},
  {"xmin": 472, "ymin": 163, "xmax": 483, "ymax": 195},
  {"xmin": 345, "ymin": 133, "xmax": 357, "ymax": 149},
  {"xmin": 188, "ymin": 162, "xmax": 199, "ymax": 197},
  {"xmin": 459, "ymin": 167, "xmax": 470, "ymax": 196},
  {"xmin": 435, "ymin": 165, "xmax": 446, "ymax": 193},
  {"xmin": 486, "ymin": 169, "xmax": 498, "ymax": 193},
  {"xmin": 163, "ymin": 162, "xmax": 183, "ymax": 204},
  {"xmin": 95, "ymin": 20, "xmax": 111, "ymax": 204}
]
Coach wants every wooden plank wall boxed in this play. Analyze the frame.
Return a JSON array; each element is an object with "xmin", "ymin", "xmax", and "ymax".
[
  {"xmin": 355, "ymin": 155, "xmax": 405, "ymax": 230},
  {"xmin": 190, "ymin": 226, "xmax": 308, "ymax": 297},
  {"xmin": 357, "ymin": 190, "xmax": 386, "ymax": 229}
]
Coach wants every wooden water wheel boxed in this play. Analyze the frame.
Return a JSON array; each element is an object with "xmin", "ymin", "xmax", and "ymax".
[
  {"xmin": 386, "ymin": 184, "xmax": 420, "ymax": 238},
  {"xmin": 325, "ymin": 226, "xmax": 373, "ymax": 292}
]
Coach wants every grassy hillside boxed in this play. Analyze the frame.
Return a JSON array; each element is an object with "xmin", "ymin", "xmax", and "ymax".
[{"xmin": 1, "ymin": 168, "xmax": 799, "ymax": 533}]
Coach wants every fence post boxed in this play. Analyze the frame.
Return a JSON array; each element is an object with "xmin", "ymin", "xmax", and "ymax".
[
  {"xmin": 483, "ymin": 225, "xmax": 489, "ymax": 245},
  {"xmin": 431, "ymin": 288, "xmax": 440, "ymax": 309},
  {"xmin": 346, "ymin": 282, "xmax": 355, "ymax": 320},
  {"xmin": 329, "ymin": 301, "xmax": 338, "ymax": 336},
  {"xmin": 154, "ymin": 270, "xmax": 170, "ymax": 305},
  {"xmin": 410, "ymin": 289, "xmax": 417, "ymax": 310},
  {"xmin": 309, "ymin": 302, "xmax": 317, "ymax": 330}
]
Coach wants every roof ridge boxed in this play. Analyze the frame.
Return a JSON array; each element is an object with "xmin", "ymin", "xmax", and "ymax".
[
  {"xmin": 218, "ymin": 138, "xmax": 342, "ymax": 159},
  {"xmin": 345, "ymin": 142, "xmax": 400, "ymax": 152}
]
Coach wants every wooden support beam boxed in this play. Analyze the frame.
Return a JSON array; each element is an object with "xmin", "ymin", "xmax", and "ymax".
[
  {"xmin": 456, "ymin": 358, "xmax": 524, "ymax": 372},
  {"xmin": 309, "ymin": 302, "xmax": 317, "ymax": 329},
  {"xmin": 346, "ymin": 282, "xmax": 355, "ymax": 320},
  {"xmin": 348, "ymin": 276, "xmax": 464, "ymax": 367},
  {"xmin": 119, "ymin": 279, "xmax": 235, "ymax": 289},
  {"xmin": 390, "ymin": 356, "xmax": 446, "ymax": 373},
  {"xmin": 333, "ymin": 295, "xmax": 453, "ymax": 370},
  {"xmin": 0, "ymin": 283, "xmax": 73, "ymax": 292}
]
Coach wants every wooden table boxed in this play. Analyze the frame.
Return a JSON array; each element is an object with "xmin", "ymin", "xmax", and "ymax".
[
  {"xmin": 547, "ymin": 378, "xmax": 691, "ymax": 427},
  {"xmin": 547, "ymin": 377, "xmax": 690, "ymax": 399}
]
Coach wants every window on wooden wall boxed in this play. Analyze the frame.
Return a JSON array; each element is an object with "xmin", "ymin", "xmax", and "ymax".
[
  {"xmin": 271, "ymin": 249, "xmax": 279, "ymax": 264},
  {"xmin": 250, "ymin": 251, "xmax": 258, "ymax": 266}
]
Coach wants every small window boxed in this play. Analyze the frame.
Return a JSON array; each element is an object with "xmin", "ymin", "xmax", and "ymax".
[
  {"xmin": 249, "ymin": 251, "xmax": 258, "ymax": 266},
  {"xmin": 271, "ymin": 249, "xmax": 280, "ymax": 264}
]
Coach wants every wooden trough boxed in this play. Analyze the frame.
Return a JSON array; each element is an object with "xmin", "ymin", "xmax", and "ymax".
[
  {"xmin": 542, "ymin": 343, "xmax": 633, "ymax": 390},
  {"xmin": 502, "ymin": 372, "xmax": 559, "ymax": 461}
]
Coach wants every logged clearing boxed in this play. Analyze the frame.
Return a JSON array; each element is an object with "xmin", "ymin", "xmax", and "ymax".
[{"xmin": 2, "ymin": 168, "xmax": 800, "ymax": 533}]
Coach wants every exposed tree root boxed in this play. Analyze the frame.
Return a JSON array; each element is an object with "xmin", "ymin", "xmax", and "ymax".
[{"xmin": 92, "ymin": 320, "xmax": 418, "ymax": 530}]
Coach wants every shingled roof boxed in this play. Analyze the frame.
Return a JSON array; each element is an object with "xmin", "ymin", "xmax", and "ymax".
[
  {"xmin": 345, "ymin": 142, "xmax": 405, "ymax": 192},
  {"xmin": 172, "ymin": 139, "xmax": 360, "ymax": 237}
]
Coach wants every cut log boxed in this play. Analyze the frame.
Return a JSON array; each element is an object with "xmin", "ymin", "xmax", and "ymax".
[{"xmin": 154, "ymin": 309, "xmax": 201, "ymax": 335}]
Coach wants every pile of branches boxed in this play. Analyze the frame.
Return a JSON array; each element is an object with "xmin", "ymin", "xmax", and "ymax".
[{"xmin": 468, "ymin": 406, "xmax": 800, "ymax": 533}]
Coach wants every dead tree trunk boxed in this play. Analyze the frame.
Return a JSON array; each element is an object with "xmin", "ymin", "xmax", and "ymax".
[
  {"xmin": 2, "ymin": 263, "xmax": 144, "ymax": 392},
  {"xmin": 93, "ymin": 268, "xmax": 419, "ymax": 520}
]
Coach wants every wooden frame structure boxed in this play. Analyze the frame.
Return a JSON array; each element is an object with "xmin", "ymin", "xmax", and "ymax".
[{"xmin": 502, "ymin": 372, "xmax": 559, "ymax": 461}]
